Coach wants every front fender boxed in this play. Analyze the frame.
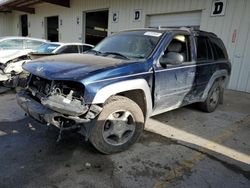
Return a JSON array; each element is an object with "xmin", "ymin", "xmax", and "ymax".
[{"xmin": 91, "ymin": 79, "xmax": 153, "ymax": 116}]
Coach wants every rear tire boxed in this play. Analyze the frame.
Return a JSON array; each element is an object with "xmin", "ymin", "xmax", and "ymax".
[
  {"xmin": 90, "ymin": 96, "xmax": 144, "ymax": 154},
  {"xmin": 200, "ymin": 81, "xmax": 222, "ymax": 112}
]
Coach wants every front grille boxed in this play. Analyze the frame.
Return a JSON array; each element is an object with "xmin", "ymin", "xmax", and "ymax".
[
  {"xmin": 28, "ymin": 75, "xmax": 85, "ymax": 100},
  {"xmin": 29, "ymin": 75, "xmax": 52, "ymax": 96}
]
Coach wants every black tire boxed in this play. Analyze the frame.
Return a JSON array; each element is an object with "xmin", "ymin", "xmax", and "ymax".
[
  {"xmin": 90, "ymin": 96, "xmax": 144, "ymax": 154},
  {"xmin": 200, "ymin": 81, "xmax": 222, "ymax": 112}
]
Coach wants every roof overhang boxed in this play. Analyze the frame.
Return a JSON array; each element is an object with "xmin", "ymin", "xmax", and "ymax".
[{"xmin": 0, "ymin": 0, "xmax": 70, "ymax": 14}]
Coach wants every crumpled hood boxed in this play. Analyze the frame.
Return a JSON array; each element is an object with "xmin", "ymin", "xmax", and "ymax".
[
  {"xmin": 0, "ymin": 49, "xmax": 31, "ymax": 64},
  {"xmin": 23, "ymin": 54, "xmax": 128, "ymax": 81}
]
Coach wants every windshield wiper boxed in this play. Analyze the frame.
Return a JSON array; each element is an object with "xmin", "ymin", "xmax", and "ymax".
[
  {"xmin": 102, "ymin": 52, "xmax": 129, "ymax": 60},
  {"xmin": 86, "ymin": 50, "xmax": 129, "ymax": 60}
]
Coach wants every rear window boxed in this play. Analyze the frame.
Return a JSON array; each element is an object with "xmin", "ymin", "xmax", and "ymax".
[
  {"xmin": 209, "ymin": 37, "xmax": 228, "ymax": 60},
  {"xmin": 195, "ymin": 37, "xmax": 212, "ymax": 61}
]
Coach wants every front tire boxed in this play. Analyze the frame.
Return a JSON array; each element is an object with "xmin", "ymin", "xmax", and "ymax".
[{"xmin": 90, "ymin": 96, "xmax": 144, "ymax": 154}]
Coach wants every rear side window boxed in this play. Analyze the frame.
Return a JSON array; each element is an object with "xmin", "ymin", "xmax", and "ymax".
[
  {"xmin": 209, "ymin": 38, "xmax": 228, "ymax": 60},
  {"xmin": 79, "ymin": 45, "xmax": 92, "ymax": 53},
  {"xmin": 58, "ymin": 45, "xmax": 79, "ymax": 53},
  {"xmin": 195, "ymin": 37, "xmax": 212, "ymax": 61}
]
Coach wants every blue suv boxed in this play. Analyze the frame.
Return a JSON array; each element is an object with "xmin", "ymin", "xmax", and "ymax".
[{"xmin": 17, "ymin": 28, "xmax": 231, "ymax": 154}]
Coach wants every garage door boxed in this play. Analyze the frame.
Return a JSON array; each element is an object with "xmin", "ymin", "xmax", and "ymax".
[{"xmin": 146, "ymin": 11, "xmax": 201, "ymax": 29}]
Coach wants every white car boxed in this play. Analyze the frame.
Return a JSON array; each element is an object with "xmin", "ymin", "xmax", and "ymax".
[
  {"xmin": 0, "ymin": 41, "xmax": 93, "ymax": 87},
  {"xmin": 0, "ymin": 36, "xmax": 47, "ymax": 85}
]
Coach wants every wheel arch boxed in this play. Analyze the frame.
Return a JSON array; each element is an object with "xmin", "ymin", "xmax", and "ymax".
[
  {"xmin": 91, "ymin": 79, "xmax": 153, "ymax": 117},
  {"xmin": 201, "ymin": 69, "xmax": 229, "ymax": 101},
  {"xmin": 117, "ymin": 89, "xmax": 147, "ymax": 118}
]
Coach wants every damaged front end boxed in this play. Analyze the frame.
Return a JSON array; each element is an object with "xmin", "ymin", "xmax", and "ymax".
[
  {"xmin": 0, "ymin": 55, "xmax": 30, "ymax": 87},
  {"xmin": 0, "ymin": 63, "xmax": 9, "ymax": 82},
  {"xmin": 16, "ymin": 75, "xmax": 102, "ymax": 140}
]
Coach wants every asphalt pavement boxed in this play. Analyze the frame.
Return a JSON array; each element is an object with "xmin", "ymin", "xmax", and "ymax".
[{"xmin": 0, "ymin": 90, "xmax": 249, "ymax": 188}]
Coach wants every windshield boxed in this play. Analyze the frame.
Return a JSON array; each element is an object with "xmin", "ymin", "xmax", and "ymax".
[
  {"xmin": 92, "ymin": 31, "xmax": 164, "ymax": 59},
  {"xmin": 34, "ymin": 43, "xmax": 60, "ymax": 53}
]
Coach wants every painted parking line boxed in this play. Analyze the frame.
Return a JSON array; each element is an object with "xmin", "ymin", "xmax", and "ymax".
[
  {"xmin": 146, "ymin": 115, "xmax": 250, "ymax": 164},
  {"xmin": 145, "ymin": 115, "xmax": 250, "ymax": 188}
]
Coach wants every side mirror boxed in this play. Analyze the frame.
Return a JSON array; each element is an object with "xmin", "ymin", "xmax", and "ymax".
[{"xmin": 160, "ymin": 52, "xmax": 184, "ymax": 65}]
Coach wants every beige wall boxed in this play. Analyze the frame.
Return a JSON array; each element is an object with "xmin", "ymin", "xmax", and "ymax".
[
  {"xmin": 8, "ymin": 0, "xmax": 207, "ymax": 42},
  {"xmin": 19, "ymin": 0, "xmax": 111, "ymax": 42},
  {"xmin": 1, "ymin": 0, "xmax": 250, "ymax": 92},
  {"xmin": 200, "ymin": 0, "xmax": 250, "ymax": 92},
  {"xmin": 0, "ymin": 13, "xmax": 13, "ymax": 36}
]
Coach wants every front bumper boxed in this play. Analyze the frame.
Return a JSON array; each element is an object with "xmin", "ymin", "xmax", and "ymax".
[
  {"xmin": 16, "ymin": 91, "xmax": 100, "ymax": 128},
  {"xmin": 16, "ymin": 91, "xmax": 62, "ymax": 127}
]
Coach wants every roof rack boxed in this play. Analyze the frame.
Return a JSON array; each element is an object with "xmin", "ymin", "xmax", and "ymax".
[
  {"xmin": 121, "ymin": 27, "xmax": 217, "ymax": 37},
  {"xmin": 155, "ymin": 26, "xmax": 217, "ymax": 37},
  {"xmin": 148, "ymin": 26, "xmax": 196, "ymax": 32},
  {"xmin": 193, "ymin": 30, "xmax": 217, "ymax": 37}
]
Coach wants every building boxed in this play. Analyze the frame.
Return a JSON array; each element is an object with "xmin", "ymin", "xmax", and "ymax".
[{"xmin": 0, "ymin": 0, "xmax": 249, "ymax": 93}]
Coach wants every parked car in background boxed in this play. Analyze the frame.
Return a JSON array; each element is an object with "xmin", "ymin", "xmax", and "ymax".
[
  {"xmin": 0, "ymin": 40, "xmax": 93, "ymax": 88},
  {"xmin": 29, "ymin": 42, "xmax": 94, "ymax": 59},
  {"xmin": 0, "ymin": 36, "xmax": 47, "ymax": 86},
  {"xmin": 0, "ymin": 36, "xmax": 47, "ymax": 51},
  {"xmin": 17, "ymin": 28, "xmax": 231, "ymax": 154}
]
